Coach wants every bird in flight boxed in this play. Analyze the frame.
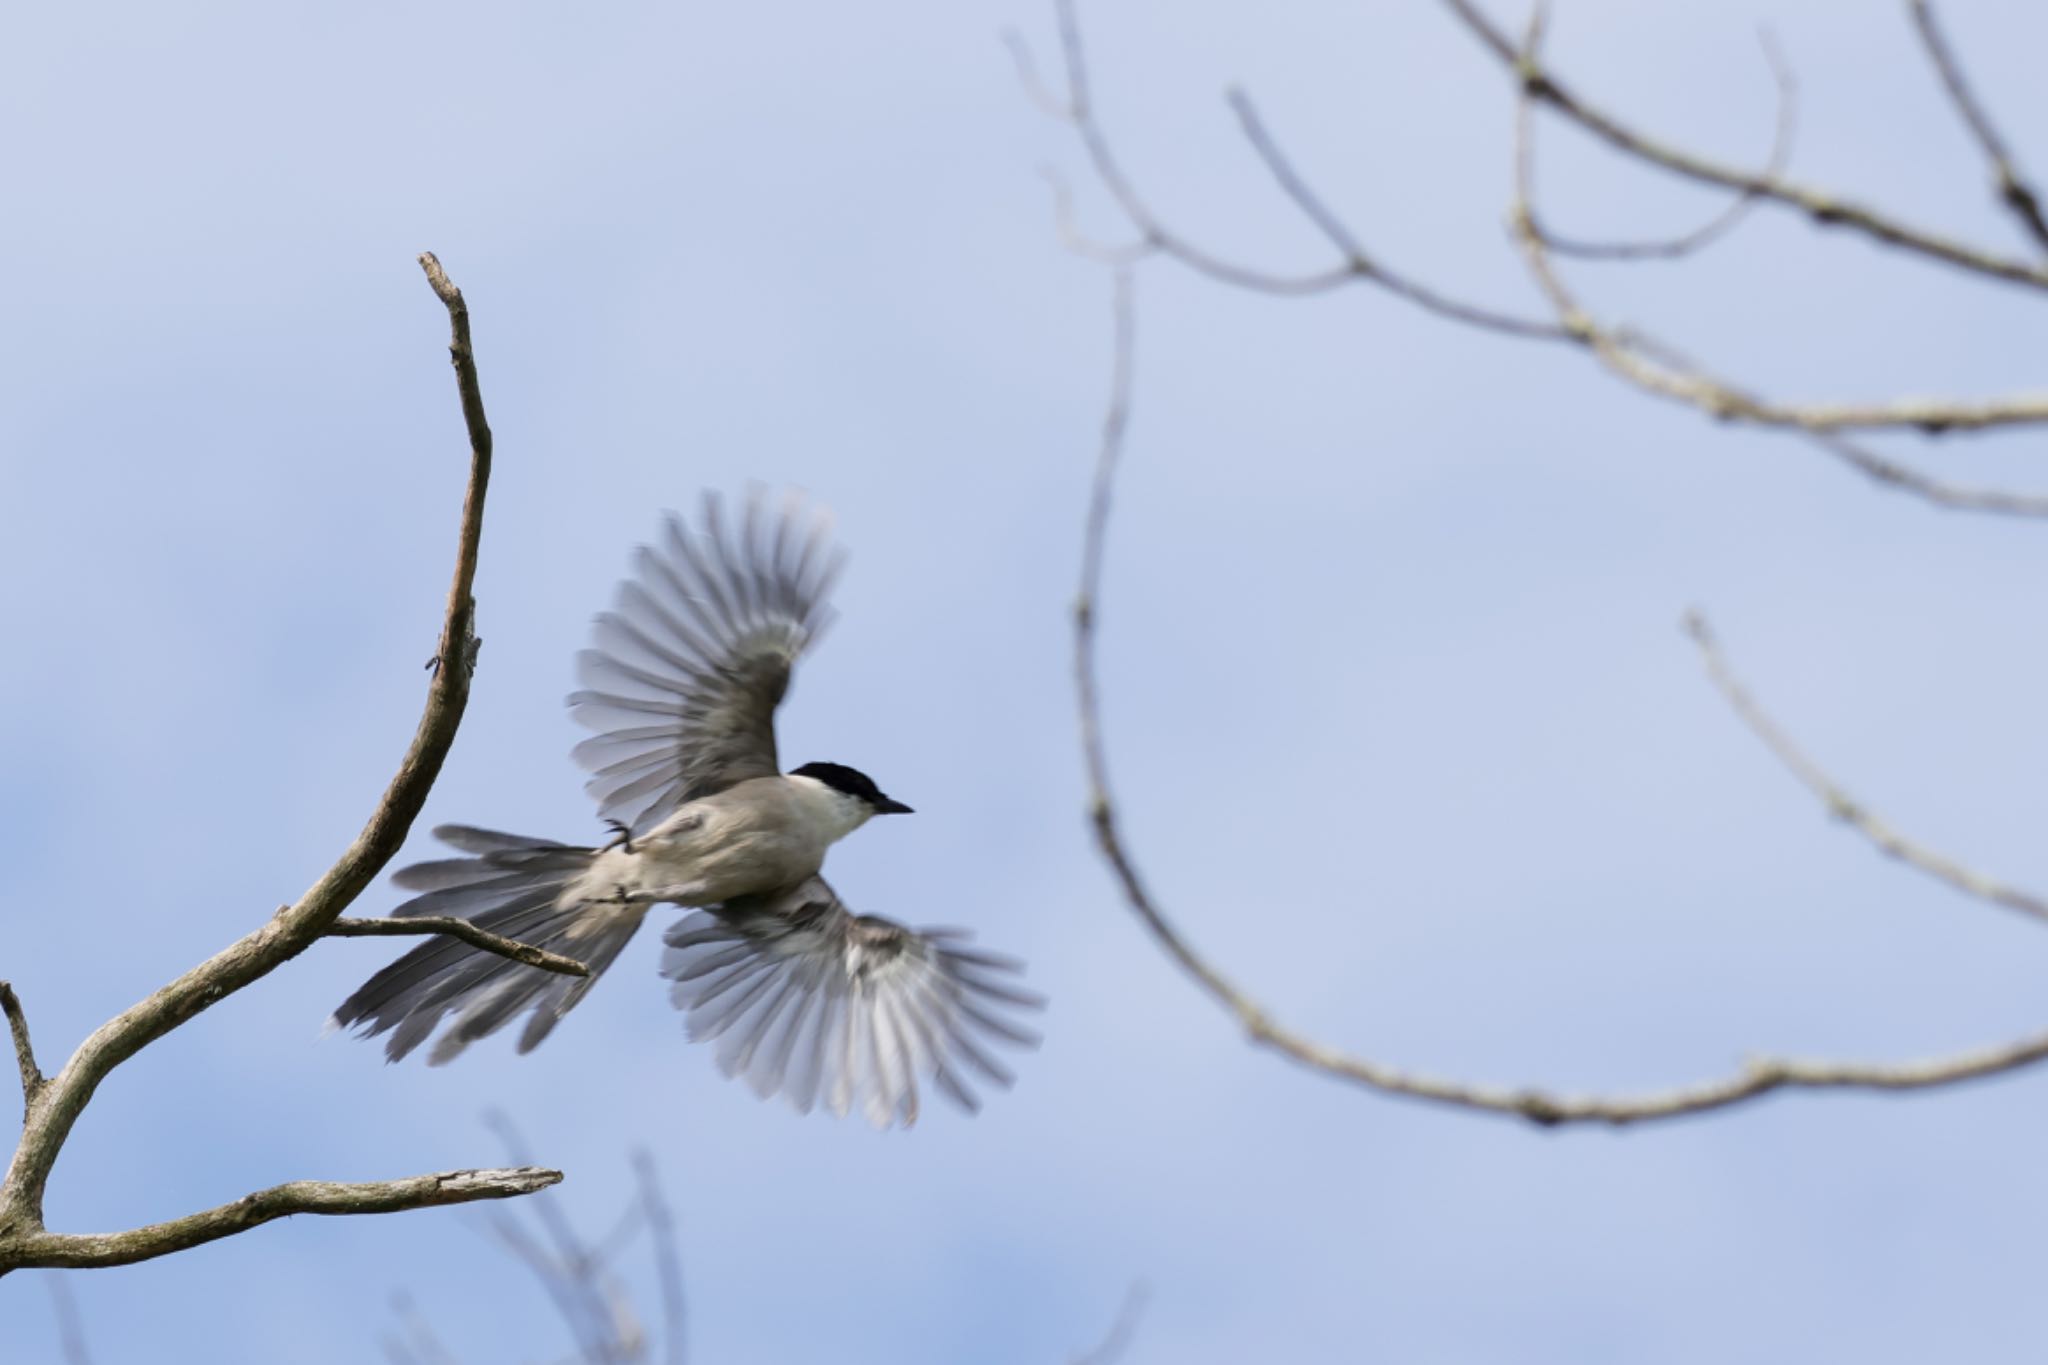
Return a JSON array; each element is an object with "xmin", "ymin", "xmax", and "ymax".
[{"xmin": 331, "ymin": 490, "xmax": 1041, "ymax": 1127}]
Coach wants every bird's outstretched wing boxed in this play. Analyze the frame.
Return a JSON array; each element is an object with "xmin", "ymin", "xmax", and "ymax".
[
  {"xmin": 660, "ymin": 875, "xmax": 1043, "ymax": 1128},
  {"xmin": 568, "ymin": 490, "xmax": 844, "ymax": 834}
]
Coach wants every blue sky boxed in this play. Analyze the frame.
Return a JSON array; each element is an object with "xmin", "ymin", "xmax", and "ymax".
[{"xmin": 6, "ymin": 0, "xmax": 2048, "ymax": 1360}]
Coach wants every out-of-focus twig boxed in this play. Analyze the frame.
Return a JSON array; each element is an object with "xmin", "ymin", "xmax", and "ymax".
[
  {"xmin": 388, "ymin": 1119, "xmax": 678, "ymax": 1364},
  {"xmin": 1530, "ymin": 29, "xmax": 1796, "ymax": 262},
  {"xmin": 632, "ymin": 1151, "xmax": 688, "ymax": 1365},
  {"xmin": 1684, "ymin": 611, "xmax": 2048, "ymax": 927},
  {"xmin": 1011, "ymin": 0, "xmax": 1570, "ymax": 334},
  {"xmin": 1908, "ymin": 0, "xmax": 2048, "ymax": 253},
  {"xmin": 1437, "ymin": 0, "xmax": 2048, "ymax": 290},
  {"xmin": 1031, "ymin": 0, "xmax": 2048, "ymax": 438},
  {"xmin": 1505, "ymin": 19, "xmax": 2048, "ymax": 518},
  {"xmin": 1073, "ymin": 246, "xmax": 2048, "ymax": 1128}
]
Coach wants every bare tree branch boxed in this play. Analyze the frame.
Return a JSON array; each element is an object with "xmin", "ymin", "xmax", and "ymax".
[
  {"xmin": 329, "ymin": 916, "xmax": 591, "ymax": 978},
  {"xmin": 1908, "ymin": 0, "xmax": 2048, "ymax": 254},
  {"xmin": 1503, "ymin": 35, "xmax": 2048, "ymax": 519},
  {"xmin": 6, "ymin": 1168, "xmax": 560, "ymax": 1270},
  {"xmin": 0, "ymin": 253, "xmax": 541, "ymax": 1276},
  {"xmin": 1514, "ymin": 167, "xmax": 2048, "ymax": 437},
  {"xmin": 1532, "ymin": 29, "xmax": 1795, "ymax": 262},
  {"xmin": 1036, "ymin": 0, "xmax": 2048, "ymax": 440},
  {"xmin": 1220, "ymin": 90, "xmax": 1566, "ymax": 336},
  {"xmin": 1436, "ymin": 0, "xmax": 2048, "ymax": 291},
  {"xmin": 479, "ymin": 1111, "xmax": 648, "ymax": 1365},
  {"xmin": 1073, "ymin": 259, "xmax": 2048, "ymax": 1128},
  {"xmin": 1, "ymin": 983, "xmax": 43, "ymax": 1115},
  {"xmin": 1800, "ymin": 431, "xmax": 2048, "ymax": 518},
  {"xmin": 485, "ymin": 1209, "xmax": 639, "ymax": 1364},
  {"xmin": 1684, "ymin": 611, "xmax": 2048, "ymax": 928},
  {"xmin": 631, "ymin": 1152, "xmax": 688, "ymax": 1365},
  {"xmin": 1020, "ymin": 0, "xmax": 1570, "ymax": 334}
]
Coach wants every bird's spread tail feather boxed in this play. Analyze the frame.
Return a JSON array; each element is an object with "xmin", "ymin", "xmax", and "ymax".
[{"xmin": 329, "ymin": 825, "xmax": 640, "ymax": 1065}]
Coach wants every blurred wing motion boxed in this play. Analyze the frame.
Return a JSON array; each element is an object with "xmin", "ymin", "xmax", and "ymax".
[
  {"xmin": 569, "ymin": 489, "xmax": 845, "ymax": 835},
  {"xmin": 661, "ymin": 876, "xmax": 1043, "ymax": 1128},
  {"xmin": 329, "ymin": 826, "xmax": 621, "ymax": 1066}
]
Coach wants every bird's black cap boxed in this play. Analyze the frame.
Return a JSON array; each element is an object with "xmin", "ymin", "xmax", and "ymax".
[{"xmin": 792, "ymin": 761, "xmax": 913, "ymax": 814}]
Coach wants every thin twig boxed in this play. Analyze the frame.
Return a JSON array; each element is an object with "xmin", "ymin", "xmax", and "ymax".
[
  {"xmin": 329, "ymin": 917, "xmax": 590, "ymax": 978},
  {"xmin": 633, "ymin": 1150, "xmax": 688, "ymax": 1365},
  {"xmin": 0, "ymin": 983, "xmax": 43, "ymax": 1114},
  {"xmin": 1072, "ymin": 247, "xmax": 2048, "ymax": 1127},
  {"xmin": 1223, "ymin": 89, "xmax": 1567, "ymax": 337},
  {"xmin": 485, "ymin": 1210, "xmax": 629, "ymax": 1364},
  {"xmin": 1436, "ymin": 0, "xmax": 2048, "ymax": 291},
  {"xmin": 6, "ymin": 1169, "xmax": 561, "ymax": 1270},
  {"xmin": 1684, "ymin": 611, "xmax": 2048, "ymax": 927},
  {"xmin": 486, "ymin": 1112, "xmax": 600, "ymax": 1282},
  {"xmin": 1044, "ymin": 0, "xmax": 2048, "ymax": 436},
  {"xmin": 0, "ymin": 253, "xmax": 519, "ymax": 1275},
  {"xmin": 1525, "ymin": 172, "xmax": 2048, "ymax": 434},
  {"xmin": 485, "ymin": 1111, "xmax": 627, "ymax": 1364},
  {"xmin": 1803, "ymin": 431, "xmax": 2048, "ymax": 518},
  {"xmin": 1038, "ymin": 165, "xmax": 1157, "ymax": 268},
  {"xmin": 1534, "ymin": 29, "xmax": 1796, "ymax": 262},
  {"xmin": 1001, "ymin": 28, "xmax": 1073, "ymax": 120},
  {"xmin": 1908, "ymin": 0, "xmax": 2048, "ymax": 254},
  {"xmin": 1029, "ymin": 0, "xmax": 1570, "ymax": 333},
  {"xmin": 1507, "ymin": 41, "xmax": 2048, "ymax": 516}
]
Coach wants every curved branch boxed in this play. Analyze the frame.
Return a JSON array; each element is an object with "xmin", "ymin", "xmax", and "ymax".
[
  {"xmin": 0, "ymin": 253, "xmax": 508, "ymax": 1272},
  {"xmin": 1532, "ymin": 29, "xmax": 1795, "ymax": 262},
  {"xmin": 1685, "ymin": 611, "xmax": 2048, "ymax": 927},
  {"xmin": 1040, "ymin": 0, "xmax": 2048, "ymax": 437},
  {"xmin": 1221, "ymin": 90, "xmax": 1567, "ymax": 337},
  {"xmin": 1436, "ymin": 0, "xmax": 2048, "ymax": 292},
  {"xmin": 1508, "ymin": 41, "xmax": 2048, "ymax": 516},
  {"xmin": 1026, "ymin": 0, "xmax": 1569, "ymax": 336},
  {"xmin": 1074, "ymin": 262, "xmax": 2048, "ymax": 1129},
  {"xmin": 1909, "ymin": 0, "xmax": 2048, "ymax": 255},
  {"xmin": 1802, "ymin": 432, "xmax": 2048, "ymax": 518},
  {"xmin": 5, "ymin": 1168, "xmax": 561, "ymax": 1271},
  {"xmin": 328, "ymin": 917, "xmax": 591, "ymax": 978}
]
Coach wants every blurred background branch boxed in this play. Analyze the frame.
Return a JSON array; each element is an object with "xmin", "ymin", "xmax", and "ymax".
[{"xmin": 1051, "ymin": 0, "xmax": 2048, "ymax": 1126}]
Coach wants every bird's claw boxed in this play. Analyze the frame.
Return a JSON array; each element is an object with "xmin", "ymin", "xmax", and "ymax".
[{"xmin": 601, "ymin": 819, "xmax": 635, "ymax": 854}]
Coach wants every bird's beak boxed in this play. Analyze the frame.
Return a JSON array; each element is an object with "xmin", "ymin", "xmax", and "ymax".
[{"xmin": 874, "ymin": 797, "xmax": 914, "ymax": 815}]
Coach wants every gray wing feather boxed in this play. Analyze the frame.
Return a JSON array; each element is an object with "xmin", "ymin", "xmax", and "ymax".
[
  {"xmin": 569, "ymin": 490, "xmax": 844, "ymax": 834},
  {"xmin": 659, "ymin": 875, "xmax": 1042, "ymax": 1129}
]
